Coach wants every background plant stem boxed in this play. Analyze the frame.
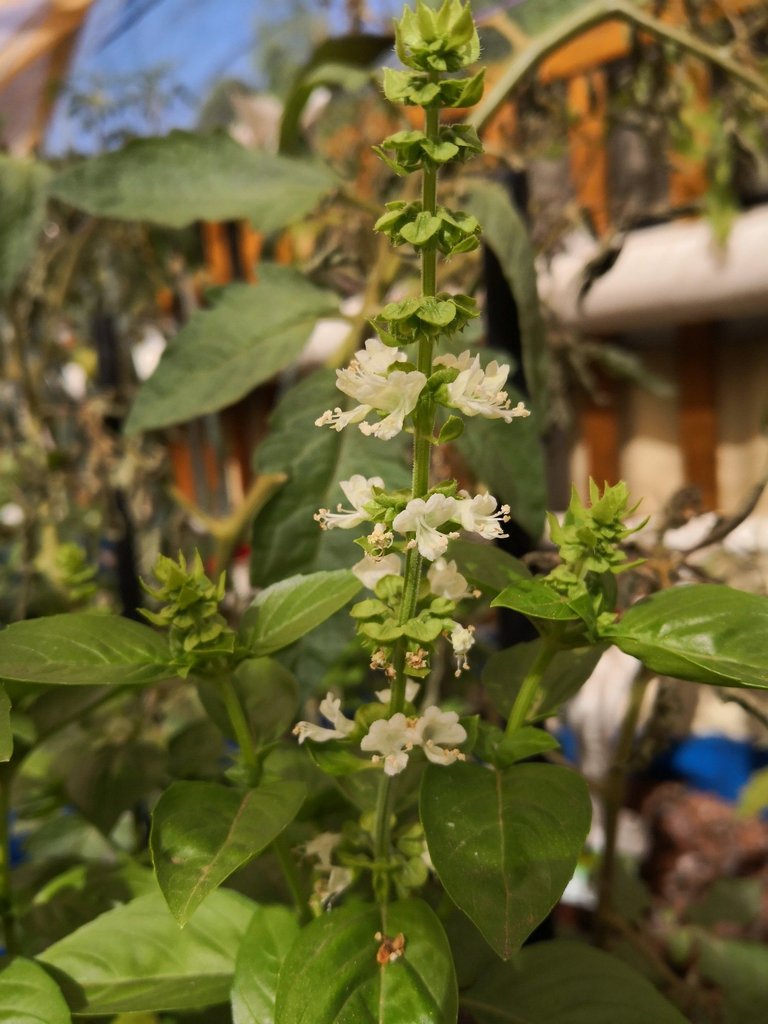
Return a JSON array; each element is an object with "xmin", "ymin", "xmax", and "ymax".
[{"xmin": 0, "ymin": 765, "xmax": 19, "ymax": 958}]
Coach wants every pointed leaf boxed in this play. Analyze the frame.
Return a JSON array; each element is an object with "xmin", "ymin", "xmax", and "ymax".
[
  {"xmin": 231, "ymin": 904, "xmax": 299, "ymax": 1024},
  {"xmin": 0, "ymin": 156, "xmax": 51, "ymax": 300},
  {"xmin": 38, "ymin": 888, "xmax": 256, "ymax": 1014},
  {"xmin": 491, "ymin": 578, "xmax": 581, "ymax": 623},
  {"xmin": 49, "ymin": 131, "xmax": 337, "ymax": 231},
  {"xmin": 126, "ymin": 266, "xmax": 337, "ymax": 434},
  {"xmin": 0, "ymin": 683, "xmax": 11, "ymax": 761},
  {"xmin": 151, "ymin": 780, "xmax": 306, "ymax": 925},
  {"xmin": 240, "ymin": 570, "xmax": 361, "ymax": 657},
  {"xmin": 275, "ymin": 899, "xmax": 458, "ymax": 1023},
  {"xmin": 483, "ymin": 640, "xmax": 606, "ymax": 722},
  {"xmin": 251, "ymin": 370, "xmax": 409, "ymax": 585},
  {"xmin": 0, "ymin": 614, "xmax": 174, "ymax": 686},
  {"xmin": 0, "ymin": 957, "xmax": 71, "ymax": 1024},
  {"xmin": 421, "ymin": 762, "xmax": 591, "ymax": 959},
  {"xmin": 602, "ymin": 584, "xmax": 768, "ymax": 689},
  {"xmin": 462, "ymin": 939, "xmax": 688, "ymax": 1023}
]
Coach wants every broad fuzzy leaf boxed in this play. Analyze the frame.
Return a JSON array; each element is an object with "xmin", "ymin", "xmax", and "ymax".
[
  {"xmin": 0, "ymin": 614, "xmax": 174, "ymax": 687},
  {"xmin": 239, "ymin": 570, "xmax": 361, "ymax": 656},
  {"xmin": 231, "ymin": 904, "xmax": 299, "ymax": 1024},
  {"xmin": 151, "ymin": 780, "xmax": 306, "ymax": 925},
  {"xmin": 462, "ymin": 940, "xmax": 687, "ymax": 1023},
  {"xmin": 49, "ymin": 131, "xmax": 337, "ymax": 231},
  {"xmin": 125, "ymin": 266, "xmax": 337, "ymax": 434},
  {"xmin": 274, "ymin": 899, "xmax": 457, "ymax": 1023},
  {"xmin": 38, "ymin": 888, "xmax": 256, "ymax": 1014},
  {"xmin": 421, "ymin": 762, "xmax": 591, "ymax": 959},
  {"xmin": 0, "ymin": 957, "xmax": 71, "ymax": 1024},
  {"xmin": 603, "ymin": 584, "xmax": 768, "ymax": 689}
]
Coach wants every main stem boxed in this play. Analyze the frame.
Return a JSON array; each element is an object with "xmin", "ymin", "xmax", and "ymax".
[{"xmin": 505, "ymin": 634, "xmax": 559, "ymax": 735}]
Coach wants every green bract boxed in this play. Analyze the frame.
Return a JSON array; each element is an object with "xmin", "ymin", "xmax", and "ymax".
[
  {"xmin": 383, "ymin": 67, "xmax": 486, "ymax": 108},
  {"xmin": 395, "ymin": 0, "xmax": 480, "ymax": 72}
]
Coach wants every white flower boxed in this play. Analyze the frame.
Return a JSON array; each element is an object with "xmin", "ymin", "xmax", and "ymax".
[
  {"xmin": 412, "ymin": 706, "xmax": 467, "ymax": 766},
  {"xmin": 356, "ymin": 336, "xmax": 407, "ymax": 373},
  {"xmin": 435, "ymin": 350, "xmax": 530, "ymax": 423},
  {"xmin": 355, "ymin": 370, "xmax": 428, "ymax": 440},
  {"xmin": 449, "ymin": 623, "xmax": 476, "ymax": 676},
  {"xmin": 293, "ymin": 692, "xmax": 356, "ymax": 744},
  {"xmin": 375, "ymin": 679, "xmax": 420, "ymax": 704},
  {"xmin": 393, "ymin": 493, "xmax": 459, "ymax": 561},
  {"xmin": 427, "ymin": 557, "xmax": 474, "ymax": 600},
  {"xmin": 360, "ymin": 713, "xmax": 415, "ymax": 775},
  {"xmin": 314, "ymin": 475, "xmax": 383, "ymax": 530},
  {"xmin": 352, "ymin": 553, "xmax": 401, "ymax": 589},
  {"xmin": 454, "ymin": 492, "xmax": 510, "ymax": 540},
  {"xmin": 304, "ymin": 832, "xmax": 341, "ymax": 871}
]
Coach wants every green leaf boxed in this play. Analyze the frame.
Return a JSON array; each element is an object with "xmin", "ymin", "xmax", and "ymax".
[
  {"xmin": 197, "ymin": 658, "xmax": 298, "ymax": 749},
  {"xmin": 251, "ymin": 370, "xmax": 409, "ymax": 585},
  {"xmin": 0, "ymin": 155, "xmax": 51, "ymax": 300},
  {"xmin": 274, "ymin": 899, "xmax": 458, "ymax": 1023},
  {"xmin": 462, "ymin": 939, "xmax": 688, "ymax": 1023},
  {"xmin": 420, "ymin": 761, "xmax": 591, "ymax": 959},
  {"xmin": 679, "ymin": 930, "xmax": 768, "ymax": 1024},
  {"xmin": 479, "ymin": 725, "xmax": 561, "ymax": 768},
  {"xmin": 602, "ymin": 584, "xmax": 768, "ymax": 688},
  {"xmin": 739, "ymin": 766, "xmax": 768, "ymax": 817},
  {"xmin": 464, "ymin": 180, "xmax": 548, "ymax": 412},
  {"xmin": 38, "ymin": 888, "xmax": 256, "ymax": 1014},
  {"xmin": 231, "ymin": 904, "xmax": 299, "ymax": 1024},
  {"xmin": 240, "ymin": 570, "xmax": 361, "ymax": 656},
  {"xmin": 125, "ymin": 266, "xmax": 336, "ymax": 434},
  {"xmin": 0, "ymin": 614, "xmax": 174, "ymax": 686},
  {"xmin": 447, "ymin": 537, "xmax": 530, "ymax": 594},
  {"xmin": 454, "ymin": 384, "xmax": 546, "ymax": 541},
  {"xmin": 483, "ymin": 640, "xmax": 605, "ymax": 721},
  {"xmin": 49, "ymin": 131, "xmax": 337, "ymax": 231},
  {"xmin": 151, "ymin": 779, "xmax": 306, "ymax": 925},
  {"xmin": 492, "ymin": 578, "xmax": 581, "ymax": 623},
  {"xmin": 0, "ymin": 683, "xmax": 11, "ymax": 761},
  {"xmin": 0, "ymin": 957, "xmax": 71, "ymax": 1024}
]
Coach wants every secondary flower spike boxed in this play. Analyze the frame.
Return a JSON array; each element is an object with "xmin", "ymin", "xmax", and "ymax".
[
  {"xmin": 435, "ymin": 350, "xmax": 530, "ymax": 422},
  {"xmin": 293, "ymin": 693, "xmax": 356, "ymax": 744},
  {"xmin": 314, "ymin": 475, "xmax": 383, "ymax": 530},
  {"xmin": 393, "ymin": 493, "xmax": 459, "ymax": 560}
]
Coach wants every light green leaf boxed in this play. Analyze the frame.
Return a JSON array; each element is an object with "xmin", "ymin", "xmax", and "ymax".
[
  {"xmin": 483, "ymin": 640, "xmax": 605, "ymax": 721},
  {"xmin": 197, "ymin": 657, "xmax": 298, "ymax": 749},
  {"xmin": 447, "ymin": 537, "xmax": 530, "ymax": 594},
  {"xmin": 125, "ymin": 266, "xmax": 337, "ymax": 434},
  {"xmin": 739, "ymin": 766, "xmax": 768, "ymax": 818},
  {"xmin": 151, "ymin": 779, "xmax": 306, "ymax": 925},
  {"xmin": 464, "ymin": 180, "xmax": 548, "ymax": 412},
  {"xmin": 49, "ymin": 131, "xmax": 337, "ymax": 231},
  {"xmin": 454, "ymin": 383, "xmax": 546, "ymax": 541},
  {"xmin": 602, "ymin": 584, "xmax": 768, "ymax": 688},
  {"xmin": 421, "ymin": 761, "xmax": 591, "ymax": 959},
  {"xmin": 492, "ymin": 577, "xmax": 581, "ymax": 623},
  {"xmin": 231, "ymin": 904, "xmax": 299, "ymax": 1024},
  {"xmin": 251, "ymin": 369, "xmax": 409, "ymax": 585},
  {"xmin": 0, "ymin": 614, "xmax": 174, "ymax": 686},
  {"xmin": 0, "ymin": 156, "xmax": 51, "ymax": 301},
  {"xmin": 681, "ymin": 930, "xmax": 768, "ymax": 1024},
  {"xmin": 462, "ymin": 939, "xmax": 687, "ymax": 1023},
  {"xmin": 38, "ymin": 888, "xmax": 256, "ymax": 1014},
  {"xmin": 240, "ymin": 570, "xmax": 361, "ymax": 657},
  {"xmin": 0, "ymin": 957, "xmax": 71, "ymax": 1024},
  {"xmin": 0, "ymin": 683, "xmax": 11, "ymax": 761},
  {"xmin": 274, "ymin": 899, "xmax": 458, "ymax": 1023}
]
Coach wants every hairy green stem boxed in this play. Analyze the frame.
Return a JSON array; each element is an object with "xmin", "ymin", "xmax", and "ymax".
[
  {"xmin": 0, "ymin": 765, "xmax": 18, "ymax": 958},
  {"xmin": 372, "ymin": 774, "xmax": 396, "ymax": 906},
  {"xmin": 505, "ymin": 635, "xmax": 559, "ymax": 735}
]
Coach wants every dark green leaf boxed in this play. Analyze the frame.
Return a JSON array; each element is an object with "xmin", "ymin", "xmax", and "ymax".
[
  {"xmin": 126, "ymin": 266, "xmax": 337, "ymax": 434},
  {"xmin": 151, "ymin": 779, "xmax": 306, "ymax": 925},
  {"xmin": 483, "ymin": 640, "xmax": 605, "ymax": 721},
  {"xmin": 602, "ymin": 584, "xmax": 768, "ymax": 688},
  {"xmin": 464, "ymin": 180, "xmax": 548, "ymax": 412},
  {"xmin": 65, "ymin": 740, "xmax": 165, "ymax": 834},
  {"xmin": 481, "ymin": 725, "xmax": 561, "ymax": 767},
  {"xmin": 454, "ymin": 388, "xmax": 546, "ymax": 542},
  {"xmin": 421, "ymin": 762, "xmax": 591, "ymax": 959},
  {"xmin": 0, "ymin": 683, "xmax": 11, "ymax": 761},
  {"xmin": 251, "ymin": 370, "xmax": 409, "ymax": 585},
  {"xmin": 462, "ymin": 939, "xmax": 687, "ymax": 1023},
  {"xmin": 0, "ymin": 957, "xmax": 71, "ymax": 1024},
  {"xmin": 231, "ymin": 904, "xmax": 299, "ymax": 1024},
  {"xmin": 49, "ymin": 131, "xmax": 337, "ymax": 231},
  {"xmin": 492, "ymin": 578, "xmax": 581, "ymax": 623},
  {"xmin": 38, "ymin": 888, "xmax": 256, "ymax": 1014},
  {"xmin": 197, "ymin": 658, "xmax": 298, "ymax": 749},
  {"xmin": 447, "ymin": 537, "xmax": 530, "ymax": 594},
  {"xmin": 274, "ymin": 899, "xmax": 457, "ymax": 1023},
  {"xmin": 0, "ymin": 614, "xmax": 174, "ymax": 687},
  {"xmin": 240, "ymin": 570, "xmax": 361, "ymax": 656},
  {"xmin": 0, "ymin": 156, "xmax": 50, "ymax": 300}
]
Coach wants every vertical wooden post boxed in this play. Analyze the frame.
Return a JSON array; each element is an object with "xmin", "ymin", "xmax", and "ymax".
[
  {"xmin": 677, "ymin": 323, "xmax": 718, "ymax": 509},
  {"xmin": 580, "ymin": 362, "xmax": 622, "ymax": 486},
  {"xmin": 567, "ymin": 71, "xmax": 610, "ymax": 237}
]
